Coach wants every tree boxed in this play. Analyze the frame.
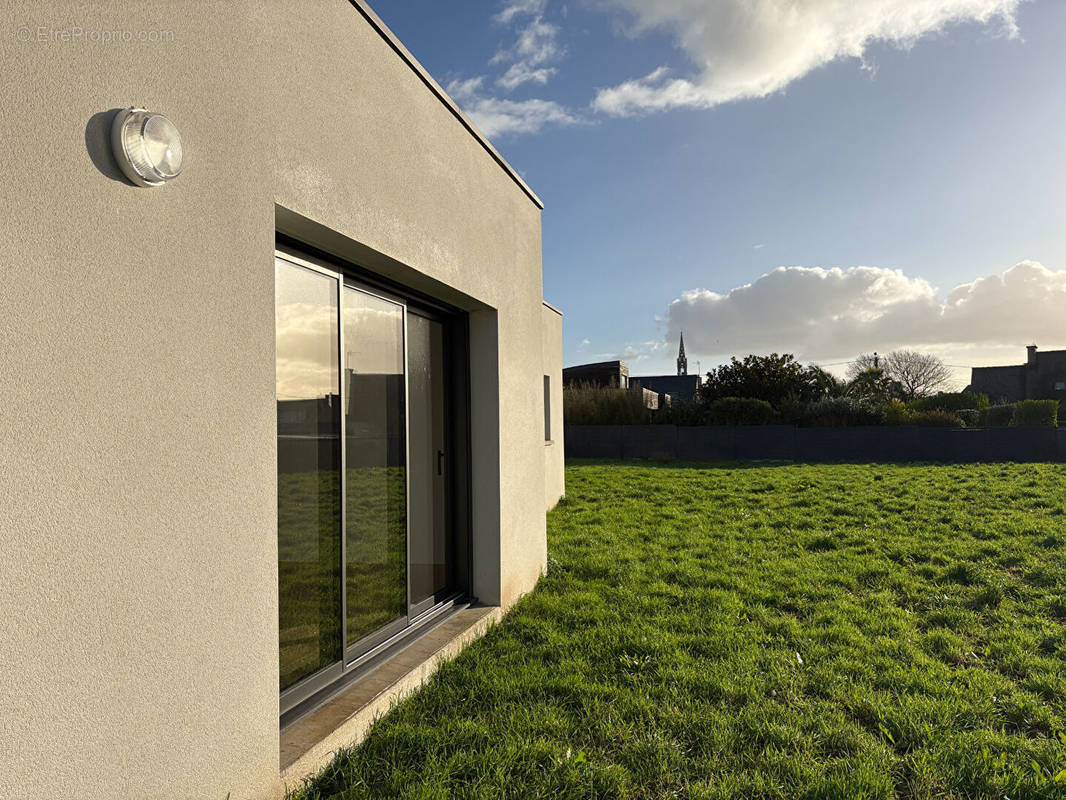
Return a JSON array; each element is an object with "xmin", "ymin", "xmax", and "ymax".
[
  {"xmin": 847, "ymin": 350, "xmax": 953, "ymax": 401},
  {"xmin": 846, "ymin": 367, "xmax": 894, "ymax": 405},
  {"xmin": 701, "ymin": 354, "xmax": 840, "ymax": 407},
  {"xmin": 806, "ymin": 365, "xmax": 846, "ymax": 399},
  {"xmin": 846, "ymin": 352, "xmax": 882, "ymax": 380}
]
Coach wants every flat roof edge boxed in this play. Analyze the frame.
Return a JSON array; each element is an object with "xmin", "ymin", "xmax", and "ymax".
[{"xmin": 349, "ymin": 0, "xmax": 545, "ymax": 210}]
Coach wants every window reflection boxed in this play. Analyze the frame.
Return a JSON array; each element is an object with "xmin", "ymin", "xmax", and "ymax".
[
  {"xmin": 276, "ymin": 259, "xmax": 342, "ymax": 691},
  {"xmin": 408, "ymin": 314, "xmax": 449, "ymax": 606},
  {"xmin": 343, "ymin": 288, "xmax": 408, "ymax": 645}
]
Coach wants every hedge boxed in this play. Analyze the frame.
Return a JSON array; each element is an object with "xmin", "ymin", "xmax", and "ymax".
[
  {"xmin": 909, "ymin": 410, "xmax": 964, "ymax": 428},
  {"xmin": 804, "ymin": 397, "xmax": 885, "ymax": 427},
  {"xmin": 563, "ymin": 383, "xmax": 651, "ymax": 426},
  {"xmin": 708, "ymin": 397, "xmax": 775, "ymax": 425},
  {"xmin": 1010, "ymin": 399, "xmax": 1059, "ymax": 427},
  {"xmin": 984, "ymin": 404, "xmax": 1015, "ymax": 427},
  {"xmin": 909, "ymin": 391, "xmax": 990, "ymax": 413}
]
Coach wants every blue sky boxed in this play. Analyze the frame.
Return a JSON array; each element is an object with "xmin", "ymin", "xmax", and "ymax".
[{"xmin": 375, "ymin": 0, "xmax": 1066, "ymax": 381}]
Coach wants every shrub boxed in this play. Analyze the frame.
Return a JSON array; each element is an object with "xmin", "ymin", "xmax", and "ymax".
[
  {"xmin": 1010, "ymin": 399, "xmax": 1059, "ymax": 427},
  {"xmin": 883, "ymin": 399, "xmax": 911, "ymax": 425},
  {"xmin": 803, "ymin": 397, "xmax": 885, "ymax": 427},
  {"xmin": 775, "ymin": 394, "xmax": 808, "ymax": 425},
  {"xmin": 563, "ymin": 383, "xmax": 651, "ymax": 425},
  {"xmin": 652, "ymin": 399, "xmax": 709, "ymax": 427},
  {"xmin": 984, "ymin": 404, "xmax": 1015, "ymax": 427},
  {"xmin": 708, "ymin": 397, "xmax": 776, "ymax": 425},
  {"xmin": 909, "ymin": 391, "xmax": 990, "ymax": 413},
  {"xmin": 909, "ymin": 410, "xmax": 964, "ymax": 428},
  {"xmin": 955, "ymin": 409, "xmax": 980, "ymax": 428}
]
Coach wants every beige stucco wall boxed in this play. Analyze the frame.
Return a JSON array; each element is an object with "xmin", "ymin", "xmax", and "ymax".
[
  {"xmin": 0, "ymin": 1, "xmax": 557, "ymax": 799},
  {"xmin": 542, "ymin": 303, "xmax": 566, "ymax": 509}
]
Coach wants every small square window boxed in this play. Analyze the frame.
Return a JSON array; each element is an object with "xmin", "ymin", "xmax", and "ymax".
[{"xmin": 1055, "ymin": 381, "xmax": 1065, "ymax": 391}]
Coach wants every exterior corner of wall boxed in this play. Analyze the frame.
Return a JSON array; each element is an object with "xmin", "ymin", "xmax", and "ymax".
[
  {"xmin": 468, "ymin": 307, "xmax": 502, "ymax": 605},
  {"xmin": 541, "ymin": 303, "xmax": 565, "ymax": 511}
]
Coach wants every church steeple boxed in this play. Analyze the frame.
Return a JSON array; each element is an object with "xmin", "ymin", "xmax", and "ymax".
[{"xmin": 677, "ymin": 331, "xmax": 688, "ymax": 376}]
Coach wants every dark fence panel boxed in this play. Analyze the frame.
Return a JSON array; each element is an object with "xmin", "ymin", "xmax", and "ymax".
[
  {"xmin": 565, "ymin": 425, "xmax": 1064, "ymax": 463},
  {"xmin": 734, "ymin": 426, "xmax": 795, "ymax": 461},
  {"xmin": 565, "ymin": 425, "xmax": 625, "ymax": 459},
  {"xmin": 621, "ymin": 425, "xmax": 677, "ymax": 460},
  {"xmin": 676, "ymin": 427, "xmax": 734, "ymax": 461}
]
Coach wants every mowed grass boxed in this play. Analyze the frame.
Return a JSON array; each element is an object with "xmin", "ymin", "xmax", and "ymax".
[{"xmin": 290, "ymin": 461, "xmax": 1066, "ymax": 800}]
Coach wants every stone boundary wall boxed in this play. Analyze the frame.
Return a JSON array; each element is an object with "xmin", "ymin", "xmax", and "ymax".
[{"xmin": 565, "ymin": 425, "xmax": 1066, "ymax": 463}]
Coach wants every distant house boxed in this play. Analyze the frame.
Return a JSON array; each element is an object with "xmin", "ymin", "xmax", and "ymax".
[
  {"xmin": 630, "ymin": 374, "xmax": 701, "ymax": 402},
  {"xmin": 563, "ymin": 359, "xmax": 630, "ymax": 388},
  {"xmin": 562, "ymin": 360, "xmax": 661, "ymax": 409},
  {"xmin": 564, "ymin": 334, "xmax": 703, "ymax": 404},
  {"xmin": 631, "ymin": 332, "xmax": 702, "ymax": 402},
  {"xmin": 967, "ymin": 345, "xmax": 1066, "ymax": 403}
]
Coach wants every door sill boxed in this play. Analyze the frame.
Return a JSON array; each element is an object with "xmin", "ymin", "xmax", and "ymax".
[
  {"xmin": 281, "ymin": 594, "xmax": 468, "ymax": 730},
  {"xmin": 280, "ymin": 603, "xmax": 502, "ymax": 781}
]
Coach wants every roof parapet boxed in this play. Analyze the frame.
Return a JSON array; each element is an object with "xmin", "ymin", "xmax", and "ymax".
[{"xmin": 349, "ymin": 0, "xmax": 544, "ymax": 210}]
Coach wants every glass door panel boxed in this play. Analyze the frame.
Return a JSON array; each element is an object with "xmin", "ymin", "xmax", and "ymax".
[
  {"xmin": 407, "ymin": 313, "xmax": 450, "ymax": 611},
  {"xmin": 342, "ymin": 287, "xmax": 408, "ymax": 648},
  {"xmin": 275, "ymin": 259, "xmax": 342, "ymax": 692},
  {"xmin": 277, "ymin": 248, "xmax": 467, "ymax": 714}
]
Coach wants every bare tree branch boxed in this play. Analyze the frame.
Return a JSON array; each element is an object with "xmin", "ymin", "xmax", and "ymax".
[
  {"xmin": 883, "ymin": 350, "xmax": 953, "ymax": 400},
  {"xmin": 846, "ymin": 350, "xmax": 953, "ymax": 400},
  {"xmin": 846, "ymin": 353, "xmax": 881, "ymax": 381}
]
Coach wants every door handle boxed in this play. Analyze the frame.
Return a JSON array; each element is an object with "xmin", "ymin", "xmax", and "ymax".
[{"xmin": 437, "ymin": 449, "xmax": 445, "ymax": 476}]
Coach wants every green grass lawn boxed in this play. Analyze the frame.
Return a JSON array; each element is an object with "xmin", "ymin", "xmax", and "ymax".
[{"xmin": 290, "ymin": 461, "xmax": 1066, "ymax": 800}]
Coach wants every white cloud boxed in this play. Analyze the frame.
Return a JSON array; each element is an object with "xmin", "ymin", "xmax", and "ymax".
[
  {"xmin": 494, "ymin": 0, "xmax": 547, "ymax": 25},
  {"xmin": 593, "ymin": 340, "xmax": 668, "ymax": 366},
  {"xmin": 495, "ymin": 16, "xmax": 561, "ymax": 65},
  {"xmin": 593, "ymin": 0, "xmax": 1025, "ymax": 116},
  {"xmin": 447, "ymin": 76, "xmax": 488, "ymax": 103},
  {"xmin": 447, "ymin": 77, "xmax": 579, "ymax": 137},
  {"xmin": 492, "ymin": 11, "xmax": 563, "ymax": 90},
  {"xmin": 663, "ymin": 261, "xmax": 1066, "ymax": 363},
  {"xmin": 445, "ymin": 0, "xmax": 576, "ymax": 137},
  {"xmin": 497, "ymin": 62, "xmax": 556, "ymax": 91}
]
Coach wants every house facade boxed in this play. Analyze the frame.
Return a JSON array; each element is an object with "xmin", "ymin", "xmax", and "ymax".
[
  {"xmin": 567, "ymin": 336, "xmax": 701, "ymax": 403},
  {"xmin": 968, "ymin": 345, "xmax": 1066, "ymax": 404},
  {"xmin": 630, "ymin": 333, "xmax": 702, "ymax": 403},
  {"xmin": 563, "ymin": 359, "xmax": 631, "ymax": 388},
  {"xmin": 629, "ymin": 374, "xmax": 702, "ymax": 402},
  {"xmin": 0, "ymin": 2, "xmax": 563, "ymax": 799}
]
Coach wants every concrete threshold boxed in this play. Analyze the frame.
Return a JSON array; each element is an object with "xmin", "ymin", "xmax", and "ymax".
[{"xmin": 280, "ymin": 605, "xmax": 502, "ymax": 791}]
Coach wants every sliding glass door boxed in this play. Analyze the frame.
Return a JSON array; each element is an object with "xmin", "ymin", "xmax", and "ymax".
[
  {"xmin": 407, "ymin": 313, "xmax": 450, "ymax": 615},
  {"xmin": 276, "ymin": 262, "xmax": 342, "ymax": 692},
  {"xmin": 342, "ymin": 287, "xmax": 408, "ymax": 653},
  {"xmin": 275, "ymin": 249, "xmax": 465, "ymax": 711}
]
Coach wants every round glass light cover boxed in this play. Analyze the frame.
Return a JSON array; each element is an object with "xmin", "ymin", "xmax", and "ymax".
[
  {"xmin": 113, "ymin": 108, "xmax": 184, "ymax": 185},
  {"xmin": 140, "ymin": 114, "xmax": 184, "ymax": 179}
]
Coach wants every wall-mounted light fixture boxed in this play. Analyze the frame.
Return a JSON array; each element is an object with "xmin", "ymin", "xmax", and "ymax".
[{"xmin": 111, "ymin": 107, "xmax": 184, "ymax": 187}]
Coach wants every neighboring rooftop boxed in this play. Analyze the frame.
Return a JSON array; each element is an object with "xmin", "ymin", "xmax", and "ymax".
[{"xmin": 967, "ymin": 344, "xmax": 1066, "ymax": 403}]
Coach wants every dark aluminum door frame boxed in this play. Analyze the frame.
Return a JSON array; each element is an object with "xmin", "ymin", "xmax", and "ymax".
[
  {"xmin": 406, "ymin": 308, "xmax": 455, "ymax": 620},
  {"xmin": 339, "ymin": 278, "xmax": 410, "ymax": 666},
  {"xmin": 276, "ymin": 244, "xmax": 473, "ymax": 719}
]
